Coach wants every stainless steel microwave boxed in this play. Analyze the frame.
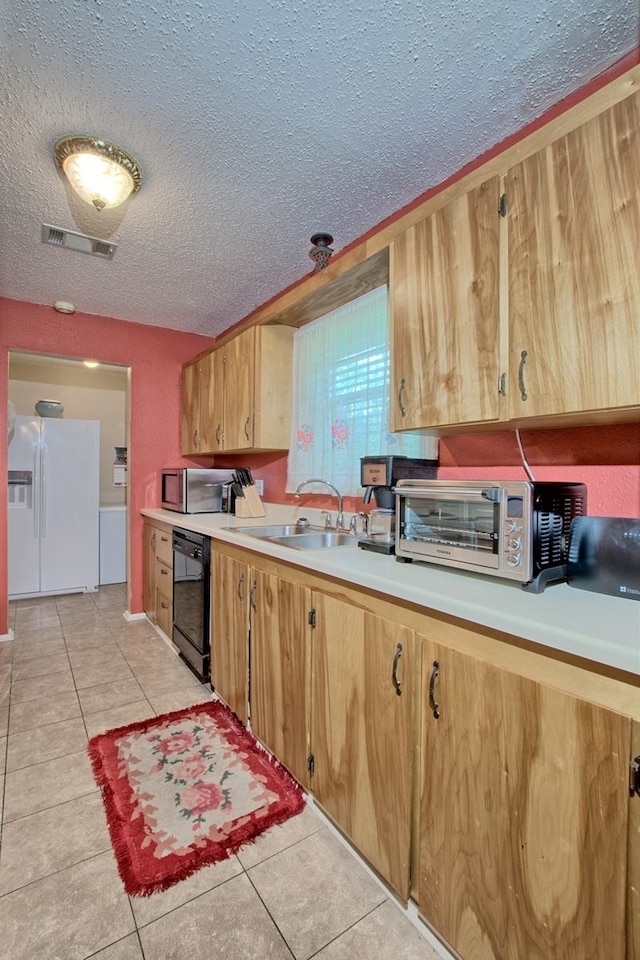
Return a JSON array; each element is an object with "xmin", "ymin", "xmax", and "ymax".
[
  {"xmin": 394, "ymin": 479, "xmax": 587, "ymax": 592},
  {"xmin": 160, "ymin": 468, "xmax": 234, "ymax": 513}
]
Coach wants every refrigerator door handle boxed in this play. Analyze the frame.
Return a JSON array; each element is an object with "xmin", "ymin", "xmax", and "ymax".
[
  {"xmin": 41, "ymin": 443, "xmax": 47, "ymax": 538},
  {"xmin": 33, "ymin": 442, "xmax": 40, "ymax": 538}
]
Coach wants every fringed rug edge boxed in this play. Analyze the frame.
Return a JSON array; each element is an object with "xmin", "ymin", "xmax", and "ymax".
[{"xmin": 87, "ymin": 698, "xmax": 306, "ymax": 897}]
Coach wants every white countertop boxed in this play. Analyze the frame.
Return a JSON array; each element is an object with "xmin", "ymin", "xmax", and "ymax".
[{"xmin": 142, "ymin": 503, "xmax": 640, "ymax": 676}]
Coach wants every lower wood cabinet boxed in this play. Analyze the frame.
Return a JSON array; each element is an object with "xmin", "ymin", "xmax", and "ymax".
[
  {"xmin": 418, "ymin": 636, "xmax": 631, "ymax": 960},
  {"xmin": 204, "ymin": 541, "xmax": 639, "ymax": 958},
  {"xmin": 210, "ymin": 551, "xmax": 250, "ymax": 724},
  {"xmin": 143, "ymin": 520, "xmax": 157, "ymax": 622},
  {"xmin": 143, "ymin": 518, "xmax": 173, "ymax": 635},
  {"xmin": 309, "ymin": 593, "xmax": 415, "ymax": 899},
  {"xmin": 155, "ymin": 532, "xmax": 173, "ymax": 636},
  {"xmin": 250, "ymin": 569, "xmax": 311, "ymax": 787}
]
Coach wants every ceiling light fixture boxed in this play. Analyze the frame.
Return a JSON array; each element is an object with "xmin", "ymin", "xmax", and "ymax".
[
  {"xmin": 83, "ymin": 360, "xmax": 100, "ymax": 369},
  {"xmin": 53, "ymin": 300, "xmax": 76, "ymax": 314},
  {"xmin": 54, "ymin": 135, "xmax": 142, "ymax": 212},
  {"xmin": 309, "ymin": 233, "xmax": 334, "ymax": 272}
]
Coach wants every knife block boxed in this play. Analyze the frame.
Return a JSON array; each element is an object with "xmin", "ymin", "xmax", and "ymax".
[{"xmin": 234, "ymin": 485, "xmax": 266, "ymax": 518}]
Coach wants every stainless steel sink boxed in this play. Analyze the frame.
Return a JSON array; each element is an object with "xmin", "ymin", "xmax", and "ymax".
[
  {"xmin": 268, "ymin": 531, "xmax": 356, "ymax": 550},
  {"xmin": 226, "ymin": 523, "xmax": 316, "ymax": 539},
  {"xmin": 225, "ymin": 524, "xmax": 357, "ymax": 550}
]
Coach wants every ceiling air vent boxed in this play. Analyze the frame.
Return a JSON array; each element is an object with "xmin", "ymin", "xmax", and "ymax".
[
  {"xmin": 41, "ymin": 224, "xmax": 117, "ymax": 260},
  {"xmin": 46, "ymin": 226, "xmax": 65, "ymax": 246}
]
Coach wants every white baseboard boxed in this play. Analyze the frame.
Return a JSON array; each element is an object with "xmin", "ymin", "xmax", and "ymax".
[
  {"xmin": 0, "ymin": 629, "xmax": 14, "ymax": 642},
  {"xmin": 123, "ymin": 610, "xmax": 147, "ymax": 622}
]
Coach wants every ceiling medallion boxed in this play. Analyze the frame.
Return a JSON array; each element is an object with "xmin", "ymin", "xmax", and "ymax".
[{"xmin": 54, "ymin": 135, "xmax": 142, "ymax": 212}]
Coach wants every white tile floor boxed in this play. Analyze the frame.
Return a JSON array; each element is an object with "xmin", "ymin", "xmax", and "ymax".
[{"xmin": 0, "ymin": 586, "xmax": 444, "ymax": 960}]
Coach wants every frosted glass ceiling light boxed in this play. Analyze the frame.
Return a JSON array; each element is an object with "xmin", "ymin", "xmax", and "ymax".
[{"xmin": 54, "ymin": 136, "xmax": 142, "ymax": 212}]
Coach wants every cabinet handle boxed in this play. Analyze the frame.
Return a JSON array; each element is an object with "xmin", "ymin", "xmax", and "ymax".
[
  {"xmin": 160, "ymin": 535, "xmax": 168, "ymax": 543},
  {"xmin": 249, "ymin": 580, "xmax": 257, "ymax": 611},
  {"xmin": 391, "ymin": 643, "xmax": 403, "ymax": 696},
  {"xmin": 237, "ymin": 573, "xmax": 245, "ymax": 603},
  {"xmin": 160, "ymin": 568, "xmax": 168, "ymax": 575},
  {"xmin": 518, "ymin": 350, "xmax": 528, "ymax": 401},
  {"xmin": 160, "ymin": 601, "xmax": 169, "ymax": 610},
  {"xmin": 193, "ymin": 429, "xmax": 199, "ymax": 448},
  {"xmin": 498, "ymin": 372, "xmax": 507, "ymax": 396},
  {"xmin": 244, "ymin": 416, "xmax": 251, "ymax": 440},
  {"xmin": 398, "ymin": 378, "xmax": 407, "ymax": 418},
  {"xmin": 151, "ymin": 532, "xmax": 156, "ymax": 553},
  {"xmin": 215, "ymin": 424, "xmax": 222, "ymax": 444},
  {"xmin": 428, "ymin": 660, "xmax": 441, "ymax": 720}
]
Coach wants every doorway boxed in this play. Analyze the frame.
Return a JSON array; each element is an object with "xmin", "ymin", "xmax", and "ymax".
[{"xmin": 7, "ymin": 350, "xmax": 130, "ymax": 597}]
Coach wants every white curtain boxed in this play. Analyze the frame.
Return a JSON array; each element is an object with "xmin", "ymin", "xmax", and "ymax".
[{"xmin": 286, "ymin": 286, "xmax": 436, "ymax": 496}]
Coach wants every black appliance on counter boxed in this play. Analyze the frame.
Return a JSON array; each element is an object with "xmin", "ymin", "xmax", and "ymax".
[
  {"xmin": 359, "ymin": 455, "xmax": 438, "ymax": 554},
  {"xmin": 172, "ymin": 528, "xmax": 211, "ymax": 680},
  {"xmin": 567, "ymin": 516, "xmax": 640, "ymax": 601}
]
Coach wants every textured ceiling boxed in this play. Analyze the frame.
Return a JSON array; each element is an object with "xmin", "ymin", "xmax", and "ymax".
[{"xmin": 0, "ymin": 1, "xmax": 637, "ymax": 338}]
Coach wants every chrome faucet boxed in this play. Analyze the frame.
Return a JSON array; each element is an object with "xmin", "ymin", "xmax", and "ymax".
[{"xmin": 295, "ymin": 478, "xmax": 345, "ymax": 530}]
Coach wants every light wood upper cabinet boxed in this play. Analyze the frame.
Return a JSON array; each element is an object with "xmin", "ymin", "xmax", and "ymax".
[
  {"xmin": 222, "ymin": 327, "xmax": 255, "ymax": 451},
  {"xmin": 390, "ymin": 177, "xmax": 501, "ymax": 431},
  {"xmin": 250, "ymin": 569, "xmax": 311, "ymax": 787},
  {"xmin": 210, "ymin": 550, "xmax": 249, "ymax": 724},
  {"xmin": 180, "ymin": 352, "xmax": 217, "ymax": 455},
  {"xmin": 419, "ymin": 637, "xmax": 630, "ymax": 960},
  {"xmin": 507, "ymin": 92, "xmax": 640, "ymax": 420},
  {"xmin": 180, "ymin": 360, "xmax": 201, "ymax": 455},
  {"xmin": 212, "ymin": 347, "xmax": 225, "ymax": 451},
  {"xmin": 310, "ymin": 593, "xmax": 415, "ymax": 899},
  {"xmin": 184, "ymin": 324, "xmax": 294, "ymax": 454},
  {"xmin": 197, "ymin": 350, "xmax": 217, "ymax": 452}
]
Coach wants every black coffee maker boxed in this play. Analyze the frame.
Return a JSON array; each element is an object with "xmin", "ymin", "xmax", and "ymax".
[{"xmin": 358, "ymin": 455, "xmax": 438, "ymax": 554}]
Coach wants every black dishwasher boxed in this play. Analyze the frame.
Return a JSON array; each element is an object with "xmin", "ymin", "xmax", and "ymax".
[{"xmin": 172, "ymin": 528, "xmax": 210, "ymax": 681}]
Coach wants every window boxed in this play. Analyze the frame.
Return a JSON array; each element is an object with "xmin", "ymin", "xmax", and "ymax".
[{"xmin": 286, "ymin": 286, "xmax": 437, "ymax": 495}]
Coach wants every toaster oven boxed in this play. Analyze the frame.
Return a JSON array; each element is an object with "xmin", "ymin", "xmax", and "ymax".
[{"xmin": 394, "ymin": 479, "xmax": 587, "ymax": 592}]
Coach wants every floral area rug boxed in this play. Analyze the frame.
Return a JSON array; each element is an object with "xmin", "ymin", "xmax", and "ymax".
[{"xmin": 88, "ymin": 699, "xmax": 305, "ymax": 896}]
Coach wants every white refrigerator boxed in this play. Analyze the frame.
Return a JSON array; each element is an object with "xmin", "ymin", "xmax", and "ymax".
[{"xmin": 7, "ymin": 416, "xmax": 100, "ymax": 599}]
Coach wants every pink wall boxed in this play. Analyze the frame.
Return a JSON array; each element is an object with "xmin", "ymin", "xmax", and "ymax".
[
  {"xmin": 229, "ymin": 424, "xmax": 640, "ymax": 520},
  {"xmin": 439, "ymin": 426, "xmax": 640, "ymax": 516},
  {"xmin": 1, "ymin": 297, "xmax": 212, "ymax": 635}
]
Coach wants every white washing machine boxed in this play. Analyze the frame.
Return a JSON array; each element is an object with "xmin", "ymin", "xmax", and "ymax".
[{"xmin": 99, "ymin": 506, "xmax": 126, "ymax": 584}]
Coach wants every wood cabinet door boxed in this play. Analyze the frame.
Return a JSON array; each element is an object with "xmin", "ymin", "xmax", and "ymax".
[
  {"xmin": 390, "ymin": 178, "xmax": 501, "ymax": 431},
  {"xmin": 629, "ymin": 719, "xmax": 640, "ymax": 960},
  {"xmin": 197, "ymin": 350, "xmax": 217, "ymax": 454},
  {"xmin": 180, "ymin": 360, "xmax": 200, "ymax": 454},
  {"xmin": 212, "ymin": 348, "xmax": 225, "ymax": 451},
  {"xmin": 250, "ymin": 569, "xmax": 311, "ymax": 786},
  {"xmin": 142, "ymin": 521, "xmax": 157, "ymax": 622},
  {"xmin": 155, "ymin": 585, "xmax": 172, "ymax": 637},
  {"xmin": 223, "ymin": 327, "xmax": 255, "ymax": 451},
  {"xmin": 419, "ymin": 638, "xmax": 630, "ymax": 960},
  {"xmin": 211, "ymin": 552, "xmax": 249, "ymax": 725},
  {"xmin": 155, "ymin": 558, "xmax": 172, "ymax": 610},
  {"xmin": 507, "ymin": 92, "xmax": 640, "ymax": 419},
  {"xmin": 311, "ymin": 594, "xmax": 414, "ymax": 899}
]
